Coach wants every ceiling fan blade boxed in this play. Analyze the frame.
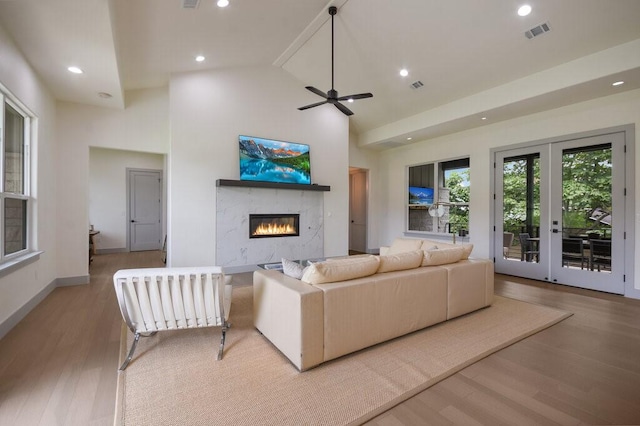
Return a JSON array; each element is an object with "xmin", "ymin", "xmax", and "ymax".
[
  {"xmin": 305, "ymin": 86, "xmax": 328, "ymax": 99},
  {"xmin": 298, "ymin": 100, "xmax": 328, "ymax": 111},
  {"xmin": 334, "ymin": 102, "xmax": 354, "ymax": 116},
  {"xmin": 337, "ymin": 93, "xmax": 373, "ymax": 101}
]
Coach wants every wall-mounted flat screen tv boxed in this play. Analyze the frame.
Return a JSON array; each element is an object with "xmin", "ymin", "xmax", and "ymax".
[
  {"xmin": 409, "ymin": 186, "xmax": 434, "ymax": 205},
  {"xmin": 239, "ymin": 135, "xmax": 311, "ymax": 185}
]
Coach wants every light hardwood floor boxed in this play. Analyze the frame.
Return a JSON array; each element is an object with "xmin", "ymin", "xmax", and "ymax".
[{"xmin": 1, "ymin": 251, "xmax": 639, "ymax": 425}]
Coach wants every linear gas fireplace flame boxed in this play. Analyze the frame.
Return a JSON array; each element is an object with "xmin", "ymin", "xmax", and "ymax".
[{"xmin": 249, "ymin": 214, "xmax": 300, "ymax": 238}]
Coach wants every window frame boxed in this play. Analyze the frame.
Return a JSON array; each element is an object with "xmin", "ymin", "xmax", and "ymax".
[
  {"xmin": 0, "ymin": 89, "xmax": 33, "ymax": 263},
  {"xmin": 406, "ymin": 157, "xmax": 470, "ymax": 237}
]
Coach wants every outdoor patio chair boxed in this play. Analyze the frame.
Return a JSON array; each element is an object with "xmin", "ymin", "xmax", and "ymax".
[
  {"xmin": 562, "ymin": 238, "xmax": 585, "ymax": 269},
  {"xmin": 589, "ymin": 239, "xmax": 612, "ymax": 271},
  {"xmin": 519, "ymin": 233, "xmax": 539, "ymax": 262},
  {"xmin": 503, "ymin": 232, "xmax": 514, "ymax": 258}
]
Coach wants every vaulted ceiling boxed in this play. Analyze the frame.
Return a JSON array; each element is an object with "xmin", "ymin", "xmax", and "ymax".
[{"xmin": 1, "ymin": 0, "xmax": 639, "ymax": 148}]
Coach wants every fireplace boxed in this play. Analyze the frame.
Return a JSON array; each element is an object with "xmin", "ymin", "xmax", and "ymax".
[{"xmin": 249, "ymin": 214, "xmax": 300, "ymax": 238}]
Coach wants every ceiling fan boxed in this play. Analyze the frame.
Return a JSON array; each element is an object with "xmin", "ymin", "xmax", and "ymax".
[{"xmin": 298, "ymin": 6, "xmax": 373, "ymax": 116}]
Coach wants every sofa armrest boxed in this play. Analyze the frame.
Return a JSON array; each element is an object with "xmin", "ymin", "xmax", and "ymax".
[{"xmin": 253, "ymin": 270, "xmax": 324, "ymax": 371}]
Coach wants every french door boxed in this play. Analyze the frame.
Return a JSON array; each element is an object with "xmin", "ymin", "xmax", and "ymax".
[{"xmin": 494, "ymin": 132, "xmax": 626, "ymax": 294}]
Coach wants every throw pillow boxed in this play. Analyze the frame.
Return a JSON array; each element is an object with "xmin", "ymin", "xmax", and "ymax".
[
  {"xmin": 281, "ymin": 258, "xmax": 307, "ymax": 279},
  {"xmin": 387, "ymin": 238, "xmax": 423, "ymax": 254},
  {"xmin": 301, "ymin": 255, "xmax": 380, "ymax": 284},
  {"xmin": 377, "ymin": 250, "xmax": 423, "ymax": 273},
  {"xmin": 421, "ymin": 246, "xmax": 466, "ymax": 266}
]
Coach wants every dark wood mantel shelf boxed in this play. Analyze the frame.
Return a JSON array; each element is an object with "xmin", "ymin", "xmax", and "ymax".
[{"xmin": 216, "ymin": 179, "xmax": 330, "ymax": 191}]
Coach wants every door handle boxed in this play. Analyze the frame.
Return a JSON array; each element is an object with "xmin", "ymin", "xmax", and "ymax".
[
  {"xmin": 552, "ymin": 229, "xmax": 558, "ymax": 233},
  {"xmin": 131, "ymin": 220, "xmax": 136, "ymax": 223}
]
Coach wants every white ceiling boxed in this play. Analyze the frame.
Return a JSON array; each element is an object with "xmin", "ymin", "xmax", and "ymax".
[{"xmin": 1, "ymin": 0, "xmax": 639, "ymax": 148}]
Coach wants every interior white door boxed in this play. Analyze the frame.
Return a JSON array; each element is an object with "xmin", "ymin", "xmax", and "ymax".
[
  {"xmin": 494, "ymin": 132, "xmax": 626, "ymax": 294},
  {"xmin": 349, "ymin": 169, "xmax": 367, "ymax": 253},
  {"xmin": 129, "ymin": 169, "xmax": 162, "ymax": 252}
]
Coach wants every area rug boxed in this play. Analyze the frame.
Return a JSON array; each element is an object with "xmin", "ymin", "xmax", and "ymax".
[{"xmin": 114, "ymin": 285, "xmax": 571, "ymax": 426}]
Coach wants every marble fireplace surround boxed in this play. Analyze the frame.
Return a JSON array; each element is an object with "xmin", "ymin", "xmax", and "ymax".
[{"xmin": 215, "ymin": 180, "xmax": 330, "ymax": 273}]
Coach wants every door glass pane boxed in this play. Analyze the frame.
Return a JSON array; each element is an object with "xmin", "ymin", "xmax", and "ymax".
[
  {"xmin": 4, "ymin": 103, "xmax": 25, "ymax": 194},
  {"xmin": 561, "ymin": 144, "xmax": 612, "ymax": 273},
  {"xmin": 4, "ymin": 198, "xmax": 27, "ymax": 255},
  {"xmin": 502, "ymin": 154, "xmax": 540, "ymax": 262}
]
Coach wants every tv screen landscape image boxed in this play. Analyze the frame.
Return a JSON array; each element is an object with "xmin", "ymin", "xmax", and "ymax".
[
  {"xmin": 409, "ymin": 186, "xmax": 434, "ymax": 205},
  {"xmin": 239, "ymin": 135, "xmax": 311, "ymax": 185}
]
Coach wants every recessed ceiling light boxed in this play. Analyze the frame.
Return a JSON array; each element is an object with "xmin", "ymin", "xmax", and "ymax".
[
  {"xmin": 195, "ymin": 55, "xmax": 205, "ymax": 62},
  {"xmin": 217, "ymin": 0, "xmax": 229, "ymax": 7},
  {"xmin": 612, "ymin": 81, "xmax": 624, "ymax": 86},
  {"xmin": 518, "ymin": 5, "xmax": 532, "ymax": 16},
  {"xmin": 399, "ymin": 69, "xmax": 409, "ymax": 77},
  {"xmin": 68, "ymin": 66, "xmax": 83, "ymax": 74},
  {"xmin": 98, "ymin": 92, "xmax": 112, "ymax": 99},
  {"xmin": 481, "ymin": 117, "xmax": 487, "ymax": 120},
  {"xmin": 407, "ymin": 137, "xmax": 412, "ymax": 140}
]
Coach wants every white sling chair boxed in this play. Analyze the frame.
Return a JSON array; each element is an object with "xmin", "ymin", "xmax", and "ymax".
[{"xmin": 114, "ymin": 266, "xmax": 232, "ymax": 371}]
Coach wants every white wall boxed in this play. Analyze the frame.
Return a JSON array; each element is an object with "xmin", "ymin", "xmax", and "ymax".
[
  {"xmin": 376, "ymin": 88, "xmax": 640, "ymax": 297},
  {"xmin": 0, "ymin": 25, "xmax": 58, "ymax": 331},
  {"xmin": 168, "ymin": 65, "xmax": 349, "ymax": 267},
  {"xmin": 56, "ymin": 88, "xmax": 169, "ymax": 279},
  {"xmin": 89, "ymin": 147, "xmax": 165, "ymax": 251}
]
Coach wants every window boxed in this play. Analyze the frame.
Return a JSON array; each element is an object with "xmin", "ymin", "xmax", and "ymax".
[
  {"xmin": 1, "ymin": 91, "xmax": 31, "ymax": 261},
  {"xmin": 407, "ymin": 158, "xmax": 469, "ymax": 236}
]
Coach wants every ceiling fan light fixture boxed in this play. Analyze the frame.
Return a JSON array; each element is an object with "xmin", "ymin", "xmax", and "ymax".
[{"xmin": 298, "ymin": 6, "xmax": 373, "ymax": 116}]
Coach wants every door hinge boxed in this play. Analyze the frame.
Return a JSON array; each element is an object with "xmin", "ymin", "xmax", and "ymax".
[
  {"xmin": 623, "ymin": 274, "xmax": 626, "ymax": 282},
  {"xmin": 624, "ymin": 188, "xmax": 627, "ymax": 196}
]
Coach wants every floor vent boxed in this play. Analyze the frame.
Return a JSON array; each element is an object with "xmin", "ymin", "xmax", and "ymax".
[
  {"xmin": 410, "ymin": 80, "xmax": 424, "ymax": 90},
  {"xmin": 525, "ymin": 22, "xmax": 551, "ymax": 39},
  {"xmin": 183, "ymin": 0, "xmax": 200, "ymax": 9}
]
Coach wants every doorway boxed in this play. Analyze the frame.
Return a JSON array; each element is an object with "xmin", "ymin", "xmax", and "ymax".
[
  {"xmin": 128, "ymin": 169, "xmax": 163, "ymax": 251},
  {"xmin": 349, "ymin": 167, "xmax": 368, "ymax": 254},
  {"xmin": 493, "ymin": 130, "xmax": 630, "ymax": 294}
]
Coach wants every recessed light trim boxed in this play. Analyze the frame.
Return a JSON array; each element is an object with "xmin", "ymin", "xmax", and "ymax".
[
  {"xmin": 612, "ymin": 81, "xmax": 624, "ymax": 86},
  {"xmin": 68, "ymin": 66, "xmax": 83, "ymax": 74},
  {"xmin": 399, "ymin": 68, "xmax": 409, "ymax": 77},
  {"xmin": 217, "ymin": 0, "xmax": 229, "ymax": 7},
  {"xmin": 518, "ymin": 5, "xmax": 532, "ymax": 16},
  {"xmin": 195, "ymin": 55, "xmax": 205, "ymax": 62}
]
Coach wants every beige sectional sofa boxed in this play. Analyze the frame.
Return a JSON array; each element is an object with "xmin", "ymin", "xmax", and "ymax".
[{"xmin": 253, "ymin": 238, "xmax": 494, "ymax": 371}]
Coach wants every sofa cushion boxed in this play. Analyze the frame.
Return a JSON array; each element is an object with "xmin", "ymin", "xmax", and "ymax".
[
  {"xmin": 421, "ymin": 240, "xmax": 473, "ymax": 259},
  {"xmin": 422, "ymin": 246, "xmax": 466, "ymax": 266},
  {"xmin": 387, "ymin": 238, "xmax": 423, "ymax": 254},
  {"xmin": 301, "ymin": 255, "xmax": 380, "ymax": 284},
  {"xmin": 282, "ymin": 258, "xmax": 308, "ymax": 279},
  {"xmin": 377, "ymin": 250, "xmax": 423, "ymax": 273},
  {"xmin": 420, "ymin": 239, "xmax": 439, "ymax": 251}
]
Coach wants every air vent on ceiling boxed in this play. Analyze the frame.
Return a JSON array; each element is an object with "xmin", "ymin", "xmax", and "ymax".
[
  {"xmin": 410, "ymin": 80, "xmax": 424, "ymax": 90},
  {"xmin": 525, "ymin": 22, "xmax": 551, "ymax": 39},
  {"xmin": 182, "ymin": 0, "xmax": 200, "ymax": 9}
]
